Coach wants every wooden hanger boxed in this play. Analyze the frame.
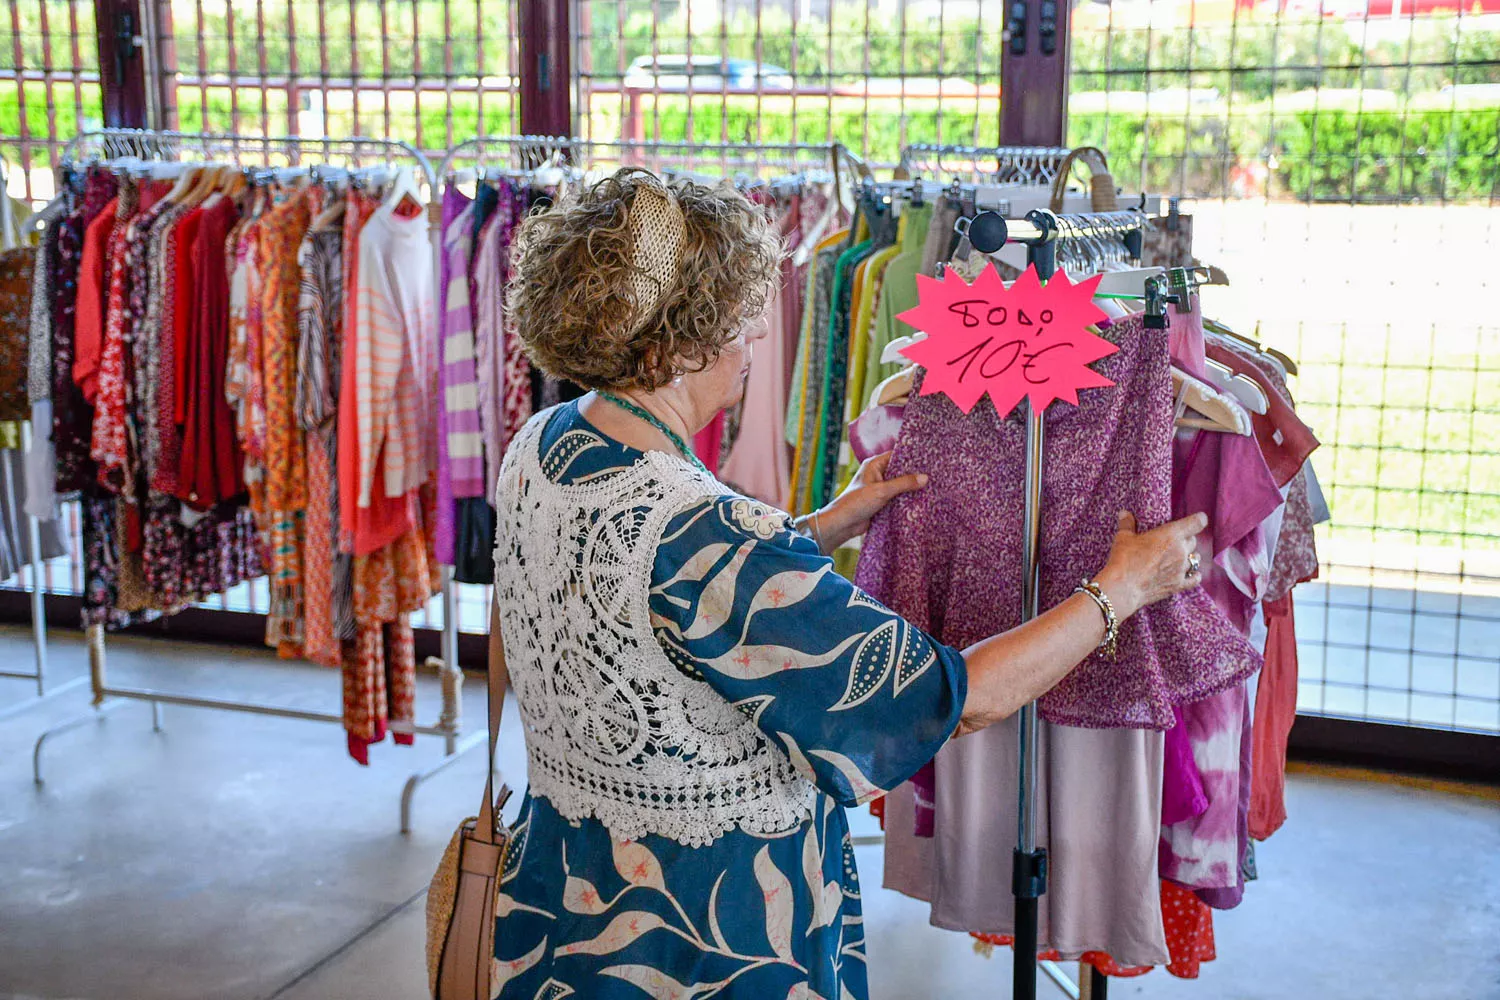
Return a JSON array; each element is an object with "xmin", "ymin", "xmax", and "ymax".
[
  {"xmin": 870, "ymin": 366, "xmax": 916, "ymax": 409},
  {"xmin": 1173, "ymin": 368, "xmax": 1252, "ymax": 434}
]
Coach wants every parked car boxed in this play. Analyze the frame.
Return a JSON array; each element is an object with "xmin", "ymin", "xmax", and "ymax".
[{"xmin": 623, "ymin": 55, "xmax": 794, "ymax": 92}]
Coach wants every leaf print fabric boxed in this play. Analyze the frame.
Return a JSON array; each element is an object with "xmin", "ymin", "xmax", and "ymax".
[{"xmin": 488, "ymin": 400, "xmax": 967, "ymax": 999}]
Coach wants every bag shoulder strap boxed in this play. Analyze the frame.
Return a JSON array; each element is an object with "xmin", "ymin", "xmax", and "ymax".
[{"xmin": 475, "ymin": 599, "xmax": 510, "ymax": 845}]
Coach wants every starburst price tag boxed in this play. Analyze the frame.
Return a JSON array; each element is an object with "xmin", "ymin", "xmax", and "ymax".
[{"xmin": 896, "ymin": 263, "xmax": 1117, "ymax": 416}]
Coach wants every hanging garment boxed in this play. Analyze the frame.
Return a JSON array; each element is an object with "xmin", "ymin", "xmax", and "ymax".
[
  {"xmin": 881, "ymin": 723, "xmax": 1171, "ymax": 967},
  {"xmin": 341, "ymin": 191, "xmax": 414, "ymax": 557},
  {"xmin": 54, "ymin": 170, "xmax": 117, "ymax": 493},
  {"xmin": 86, "ymin": 175, "xmax": 137, "ymax": 487},
  {"xmin": 1159, "ymin": 684, "xmax": 1250, "ymax": 898},
  {"xmin": 178, "ymin": 195, "xmax": 245, "ymax": 510},
  {"xmin": 788, "ymin": 231, "xmax": 849, "ymax": 514},
  {"xmin": 691, "ymin": 413, "xmax": 724, "ymax": 475},
  {"xmin": 970, "ymin": 878, "xmax": 1218, "ymax": 980},
  {"xmin": 0, "ymin": 249, "xmax": 35, "ymax": 423},
  {"xmin": 811, "ymin": 221, "xmax": 882, "ymax": 507},
  {"xmin": 439, "ymin": 187, "xmax": 485, "ymax": 501},
  {"xmin": 71, "ymin": 196, "xmax": 116, "ymax": 405},
  {"xmin": 1250, "ymin": 593, "xmax": 1298, "ymax": 840},
  {"xmin": 858, "ymin": 313, "xmax": 1263, "ymax": 731},
  {"xmin": 354, "ymin": 198, "xmax": 433, "ymax": 508},
  {"xmin": 860, "ymin": 200, "xmax": 936, "ymax": 417},
  {"xmin": 498, "ymin": 185, "xmax": 535, "ymax": 450},
  {"xmin": 140, "ymin": 189, "xmax": 196, "ymax": 498},
  {"xmin": 0, "ymin": 446, "xmax": 68, "ymax": 582},
  {"xmin": 1161, "ymin": 705, "xmax": 1209, "ymax": 826},
  {"xmin": 472, "ymin": 186, "xmax": 512, "ymax": 499},
  {"xmin": 25, "ymin": 223, "xmax": 58, "ymax": 520},
  {"xmin": 297, "ymin": 215, "xmax": 351, "ymax": 669},
  {"xmin": 260, "ymin": 188, "xmax": 314, "ymax": 654},
  {"xmin": 450, "ymin": 496, "xmax": 496, "ymax": 585},
  {"xmin": 718, "ymin": 197, "xmax": 801, "ymax": 505},
  {"xmin": 1205, "ymin": 339, "xmax": 1319, "ymax": 490}
]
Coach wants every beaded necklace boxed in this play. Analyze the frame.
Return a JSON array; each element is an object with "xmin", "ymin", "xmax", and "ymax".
[{"xmin": 597, "ymin": 391, "xmax": 709, "ymax": 474}]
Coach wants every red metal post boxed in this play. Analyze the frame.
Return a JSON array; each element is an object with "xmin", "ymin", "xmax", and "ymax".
[
  {"xmin": 518, "ymin": 0, "xmax": 572, "ymax": 136},
  {"xmin": 998, "ymin": 0, "xmax": 1071, "ymax": 146},
  {"xmin": 93, "ymin": 0, "xmax": 148, "ymax": 127}
]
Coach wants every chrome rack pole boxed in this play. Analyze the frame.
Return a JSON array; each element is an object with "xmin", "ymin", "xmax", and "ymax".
[
  {"xmin": 961, "ymin": 208, "xmax": 1057, "ymax": 1000},
  {"xmin": 1016, "ymin": 211, "xmax": 1056, "ymax": 1000},
  {"xmin": 967, "ymin": 207, "xmax": 1145, "ymax": 1000}
]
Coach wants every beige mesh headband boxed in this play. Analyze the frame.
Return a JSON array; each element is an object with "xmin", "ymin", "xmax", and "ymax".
[{"xmin": 624, "ymin": 180, "xmax": 687, "ymax": 335}]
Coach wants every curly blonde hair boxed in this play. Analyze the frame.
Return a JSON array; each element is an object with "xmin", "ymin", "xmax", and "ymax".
[{"xmin": 506, "ymin": 167, "xmax": 784, "ymax": 392}]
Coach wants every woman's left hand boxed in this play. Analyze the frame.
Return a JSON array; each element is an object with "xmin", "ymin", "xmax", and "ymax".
[{"xmin": 805, "ymin": 452, "xmax": 928, "ymax": 553}]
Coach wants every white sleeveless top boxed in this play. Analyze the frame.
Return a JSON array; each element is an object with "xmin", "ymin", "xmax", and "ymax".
[{"xmin": 491, "ymin": 409, "xmax": 819, "ymax": 847}]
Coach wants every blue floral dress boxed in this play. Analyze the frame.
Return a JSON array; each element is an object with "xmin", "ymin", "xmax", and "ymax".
[{"xmin": 493, "ymin": 400, "xmax": 967, "ymax": 1000}]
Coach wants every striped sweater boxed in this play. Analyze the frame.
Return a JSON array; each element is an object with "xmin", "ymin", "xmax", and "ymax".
[
  {"xmin": 354, "ymin": 203, "xmax": 436, "ymax": 508},
  {"xmin": 440, "ymin": 196, "xmax": 485, "ymax": 498}
]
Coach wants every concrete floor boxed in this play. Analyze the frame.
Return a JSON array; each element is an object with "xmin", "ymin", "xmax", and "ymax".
[{"xmin": 1, "ymin": 626, "xmax": 1497, "ymax": 1000}]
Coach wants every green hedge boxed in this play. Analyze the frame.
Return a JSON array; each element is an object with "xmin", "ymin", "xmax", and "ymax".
[
  {"xmin": 0, "ymin": 84, "xmax": 104, "ymax": 147},
  {"xmin": 1068, "ymin": 103, "xmax": 1500, "ymax": 203},
  {"xmin": 619, "ymin": 94, "xmax": 1499, "ymax": 202}
]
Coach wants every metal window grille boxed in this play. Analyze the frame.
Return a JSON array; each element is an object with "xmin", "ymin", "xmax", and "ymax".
[
  {"xmin": 161, "ymin": 0, "xmax": 520, "ymax": 161},
  {"xmin": 0, "ymin": 0, "xmax": 102, "ymax": 203},
  {"xmin": 572, "ymin": 0, "xmax": 1007, "ymax": 166},
  {"xmin": 1071, "ymin": 0, "xmax": 1500, "ymax": 733}
]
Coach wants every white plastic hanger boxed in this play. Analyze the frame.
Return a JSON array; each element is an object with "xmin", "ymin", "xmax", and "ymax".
[
  {"xmin": 1203, "ymin": 358, "xmax": 1269, "ymax": 415},
  {"xmin": 880, "ymin": 332, "xmax": 926, "ymax": 365},
  {"xmin": 379, "ymin": 164, "xmax": 424, "ymax": 214},
  {"xmin": 1173, "ymin": 368, "xmax": 1252, "ymax": 434}
]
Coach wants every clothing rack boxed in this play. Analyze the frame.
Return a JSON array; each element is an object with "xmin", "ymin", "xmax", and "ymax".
[
  {"xmin": 897, "ymin": 144, "xmax": 1074, "ymax": 185},
  {"xmin": 438, "ymin": 135, "xmax": 868, "ymax": 209},
  {"xmin": 28, "ymin": 128, "xmax": 476, "ymax": 835},
  {"xmin": 958, "ymin": 207, "xmax": 1151, "ymax": 1000}
]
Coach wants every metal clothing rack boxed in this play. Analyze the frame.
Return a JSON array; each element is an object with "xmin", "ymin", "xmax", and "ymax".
[
  {"xmin": 29, "ymin": 128, "xmax": 476, "ymax": 835},
  {"xmin": 0, "ymin": 420, "xmax": 88, "ymax": 723},
  {"xmin": 959, "ymin": 207, "xmax": 1152, "ymax": 1000},
  {"xmin": 897, "ymin": 143, "xmax": 1074, "ymax": 185},
  {"xmin": 437, "ymin": 135, "xmax": 869, "ymax": 211}
]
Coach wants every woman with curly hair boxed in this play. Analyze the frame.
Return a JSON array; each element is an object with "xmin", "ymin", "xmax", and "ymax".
[{"xmin": 484, "ymin": 168, "xmax": 1205, "ymax": 999}]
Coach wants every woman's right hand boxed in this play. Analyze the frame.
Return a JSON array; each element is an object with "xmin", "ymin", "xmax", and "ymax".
[{"xmin": 1094, "ymin": 510, "xmax": 1208, "ymax": 620}]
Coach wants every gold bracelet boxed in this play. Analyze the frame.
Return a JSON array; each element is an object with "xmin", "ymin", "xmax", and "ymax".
[{"xmin": 1075, "ymin": 578, "xmax": 1120, "ymax": 659}]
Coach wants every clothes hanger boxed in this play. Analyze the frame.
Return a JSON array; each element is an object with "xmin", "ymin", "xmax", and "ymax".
[
  {"xmin": 1172, "ymin": 368, "xmax": 1252, "ymax": 434},
  {"xmin": 379, "ymin": 165, "xmax": 424, "ymax": 215},
  {"xmin": 1263, "ymin": 346, "xmax": 1299, "ymax": 377},
  {"xmin": 870, "ymin": 366, "xmax": 915, "ymax": 409},
  {"xmin": 1202, "ymin": 357, "xmax": 1269, "ymax": 415},
  {"xmin": 160, "ymin": 162, "xmax": 204, "ymax": 204}
]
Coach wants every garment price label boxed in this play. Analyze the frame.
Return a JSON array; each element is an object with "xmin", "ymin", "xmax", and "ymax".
[{"xmin": 896, "ymin": 263, "xmax": 1117, "ymax": 416}]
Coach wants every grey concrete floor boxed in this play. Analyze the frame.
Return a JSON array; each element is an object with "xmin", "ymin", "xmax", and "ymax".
[{"xmin": 1, "ymin": 626, "xmax": 1497, "ymax": 1000}]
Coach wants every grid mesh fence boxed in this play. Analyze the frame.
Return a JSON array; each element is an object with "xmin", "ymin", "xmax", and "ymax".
[
  {"xmin": 163, "ymin": 0, "xmax": 520, "ymax": 162},
  {"xmin": 1071, "ymin": 0, "xmax": 1500, "ymax": 732},
  {"xmin": 573, "ymin": 0, "xmax": 1007, "ymax": 166},
  {"xmin": 2, "ymin": 0, "xmax": 1496, "ymax": 736}
]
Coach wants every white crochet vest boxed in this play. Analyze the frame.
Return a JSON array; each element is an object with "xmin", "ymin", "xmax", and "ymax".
[{"xmin": 492, "ymin": 409, "xmax": 818, "ymax": 847}]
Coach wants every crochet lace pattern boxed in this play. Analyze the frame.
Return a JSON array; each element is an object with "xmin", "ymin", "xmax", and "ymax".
[{"xmin": 492, "ymin": 410, "xmax": 818, "ymax": 847}]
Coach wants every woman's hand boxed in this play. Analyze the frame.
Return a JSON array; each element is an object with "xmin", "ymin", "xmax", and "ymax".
[
  {"xmin": 802, "ymin": 451, "xmax": 928, "ymax": 553},
  {"xmin": 1094, "ymin": 510, "xmax": 1208, "ymax": 619}
]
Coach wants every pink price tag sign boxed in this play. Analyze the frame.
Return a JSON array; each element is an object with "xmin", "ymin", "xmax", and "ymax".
[{"xmin": 896, "ymin": 263, "xmax": 1118, "ymax": 417}]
